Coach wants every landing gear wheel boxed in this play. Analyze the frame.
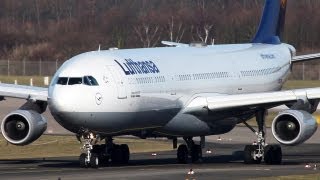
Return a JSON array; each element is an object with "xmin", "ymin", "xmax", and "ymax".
[
  {"xmin": 98, "ymin": 144, "xmax": 109, "ymax": 165},
  {"xmin": 191, "ymin": 144, "xmax": 202, "ymax": 163},
  {"xmin": 111, "ymin": 145, "xmax": 123, "ymax": 164},
  {"xmin": 79, "ymin": 153, "xmax": 88, "ymax": 168},
  {"xmin": 264, "ymin": 145, "xmax": 282, "ymax": 165},
  {"xmin": 272, "ymin": 145, "xmax": 282, "ymax": 164},
  {"xmin": 90, "ymin": 153, "xmax": 99, "ymax": 168},
  {"xmin": 120, "ymin": 144, "xmax": 130, "ymax": 164},
  {"xmin": 244, "ymin": 145, "xmax": 262, "ymax": 164},
  {"xmin": 177, "ymin": 144, "xmax": 188, "ymax": 164}
]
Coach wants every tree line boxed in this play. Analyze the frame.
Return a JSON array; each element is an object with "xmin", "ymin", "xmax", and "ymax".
[{"xmin": 0, "ymin": 0, "xmax": 319, "ymax": 61}]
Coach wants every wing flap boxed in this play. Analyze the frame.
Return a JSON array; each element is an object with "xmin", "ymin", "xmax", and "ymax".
[
  {"xmin": 305, "ymin": 88, "xmax": 320, "ymax": 100},
  {"xmin": 0, "ymin": 83, "xmax": 48, "ymax": 101},
  {"xmin": 184, "ymin": 88, "xmax": 320, "ymax": 114},
  {"xmin": 206, "ymin": 91, "xmax": 296, "ymax": 111}
]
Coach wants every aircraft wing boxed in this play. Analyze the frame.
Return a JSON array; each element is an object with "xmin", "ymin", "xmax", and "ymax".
[
  {"xmin": 183, "ymin": 88, "xmax": 320, "ymax": 115},
  {"xmin": 292, "ymin": 53, "xmax": 320, "ymax": 63},
  {"xmin": 0, "ymin": 83, "xmax": 48, "ymax": 102}
]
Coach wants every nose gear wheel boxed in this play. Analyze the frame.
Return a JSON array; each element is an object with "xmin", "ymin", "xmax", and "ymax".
[{"xmin": 78, "ymin": 133, "xmax": 130, "ymax": 168}]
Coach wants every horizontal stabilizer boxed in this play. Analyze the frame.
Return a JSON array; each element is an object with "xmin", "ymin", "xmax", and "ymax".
[
  {"xmin": 292, "ymin": 53, "xmax": 320, "ymax": 63},
  {"xmin": 161, "ymin": 41, "xmax": 188, "ymax": 47}
]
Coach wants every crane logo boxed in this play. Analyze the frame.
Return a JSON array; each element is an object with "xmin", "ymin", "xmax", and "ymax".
[{"xmin": 95, "ymin": 93, "xmax": 103, "ymax": 105}]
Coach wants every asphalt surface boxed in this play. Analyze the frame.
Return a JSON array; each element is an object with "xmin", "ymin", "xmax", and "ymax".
[
  {"xmin": 1, "ymin": 98, "xmax": 320, "ymax": 179},
  {"xmin": 1, "ymin": 143, "xmax": 320, "ymax": 179}
]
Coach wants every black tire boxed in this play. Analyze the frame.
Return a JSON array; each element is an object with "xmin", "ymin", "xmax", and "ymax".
[
  {"xmin": 264, "ymin": 145, "xmax": 282, "ymax": 165},
  {"xmin": 264, "ymin": 145, "xmax": 273, "ymax": 164},
  {"xmin": 99, "ymin": 144, "xmax": 109, "ymax": 165},
  {"xmin": 191, "ymin": 145, "xmax": 202, "ymax": 163},
  {"xmin": 244, "ymin": 145, "xmax": 261, "ymax": 164},
  {"xmin": 90, "ymin": 153, "xmax": 99, "ymax": 168},
  {"xmin": 79, "ymin": 153, "xmax": 87, "ymax": 168},
  {"xmin": 272, "ymin": 145, "xmax": 282, "ymax": 165},
  {"xmin": 91, "ymin": 145, "xmax": 101, "ymax": 153},
  {"xmin": 111, "ymin": 145, "xmax": 123, "ymax": 164},
  {"xmin": 120, "ymin": 144, "xmax": 130, "ymax": 164},
  {"xmin": 91, "ymin": 144, "xmax": 108, "ymax": 166},
  {"xmin": 177, "ymin": 144, "xmax": 188, "ymax": 164}
]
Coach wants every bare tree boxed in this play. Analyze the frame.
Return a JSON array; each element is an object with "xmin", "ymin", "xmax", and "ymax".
[
  {"xmin": 191, "ymin": 0, "xmax": 215, "ymax": 44},
  {"xmin": 134, "ymin": 24, "xmax": 161, "ymax": 48},
  {"xmin": 196, "ymin": 24, "xmax": 213, "ymax": 44},
  {"xmin": 167, "ymin": 16, "xmax": 185, "ymax": 42},
  {"xmin": 34, "ymin": 0, "xmax": 41, "ymax": 29}
]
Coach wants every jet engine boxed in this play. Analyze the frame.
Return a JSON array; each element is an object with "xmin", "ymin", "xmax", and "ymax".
[
  {"xmin": 271, "ymin": 110, "xmax": 317, "ymax": 146},
  {"xmin": 1, "ymin": 110, "xmax": 47, "ymax": 145}
]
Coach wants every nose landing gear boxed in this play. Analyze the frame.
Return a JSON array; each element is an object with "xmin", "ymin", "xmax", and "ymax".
[
  {"xmin": 79, "ymin": 132, "xmax": 99, "ymax": 168},
  {"xmin": 78, "ymin": 133, "xmax": 130, "ymax": 168}
]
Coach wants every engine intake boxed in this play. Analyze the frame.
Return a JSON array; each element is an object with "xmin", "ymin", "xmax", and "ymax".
[
  {"xmin": 1, "ymin": 110, "xmax": 47, "ymax": 145},
  {"xmin": 272, "ymin": 110, "xmax": 317, "ymax": 146}
]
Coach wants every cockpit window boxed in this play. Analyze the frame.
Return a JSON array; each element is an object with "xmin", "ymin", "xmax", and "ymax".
[
  {"xmin": 56, "ymin": 76, "xmax": 98, "ymax": 86},
  {"xmin": 84, "ymin": 76, "xmax": 99, "ymax": 86},
  {"xmin": 68, "ymin": 77, "xmax": 82, "ymax": 85},
  {"xmin": 57, "ymin": 77, "xmax": 68, "ymax": 85}
]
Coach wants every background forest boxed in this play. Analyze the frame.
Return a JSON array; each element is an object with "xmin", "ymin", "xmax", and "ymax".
[{"xmin": 0, "ymin": 0, "xmax": 319, "ymax": 62}]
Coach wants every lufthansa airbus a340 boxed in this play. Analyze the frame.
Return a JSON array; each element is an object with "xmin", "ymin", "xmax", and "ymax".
[{"xmin": 1, "ymin": 0, "xmax": 320, "ymax": 168}]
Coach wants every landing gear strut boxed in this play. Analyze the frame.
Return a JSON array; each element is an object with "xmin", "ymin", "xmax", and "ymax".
[
  {"xmin": 177, "ymin": 137, "xmax": 202, "ymax": 164},
  {"xmin": 78, "ymin": 133, "xmax": 130, "ymax": 168},
  {"xmin": 243, "ymin": 109, "xmax": 282, "ymax": 165},
  {"xmin": 79, "ymin": 132, "xmax": 98, "ymax": 168}
]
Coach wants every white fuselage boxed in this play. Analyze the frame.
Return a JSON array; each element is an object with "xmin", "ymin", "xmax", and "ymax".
[{"xmin": 47, "ymin": 43, "xmax": 292, "ymax": 137}]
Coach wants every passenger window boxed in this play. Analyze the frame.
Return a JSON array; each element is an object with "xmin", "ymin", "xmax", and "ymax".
[
  {"xmin": 68, "ymin": 77, "xmax": 83, "ymax": 85},
  {"xmin": 57, "ymin": 77, "xmax": 68, "ymax": 85}
]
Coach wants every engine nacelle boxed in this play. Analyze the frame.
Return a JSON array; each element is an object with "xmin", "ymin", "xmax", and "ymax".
[
  {"xmin": 271, "ymin": 110, "xmax": 317, "ymax": 146},
  {"xmin": 1, "ymin": 110, "xmax": 47, "ymax": 145}
]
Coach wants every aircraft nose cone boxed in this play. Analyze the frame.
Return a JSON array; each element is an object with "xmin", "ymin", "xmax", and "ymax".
[
  {"xmin": 48, "ymin": 86, "xmax": 84, "ymax": 133},
  {"xmin": 48, "ymin": 86, "xmax": 74, "ymax": 113},
  {"xmin": 16, "ymin": 121, "xmax": 26, "ymax": 131}
]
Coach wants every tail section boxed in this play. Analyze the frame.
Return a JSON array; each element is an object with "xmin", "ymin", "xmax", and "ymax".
[{"xmin": 252, "ymin": 0, "xmax": 287, "ymax": 44}]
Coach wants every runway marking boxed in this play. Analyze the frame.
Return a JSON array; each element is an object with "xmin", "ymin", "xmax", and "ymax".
[{"xmin": 18, "ymin": 168, "xmax": 36, "ymax": 170}]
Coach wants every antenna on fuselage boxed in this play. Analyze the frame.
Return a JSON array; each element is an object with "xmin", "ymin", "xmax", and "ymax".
[{"xmin": 98, "ymin": 44, "xmax": 101, "ymax": 51}]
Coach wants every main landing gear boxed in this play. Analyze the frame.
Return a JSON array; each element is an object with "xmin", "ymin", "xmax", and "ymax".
[
  {"xmin": 243, "ymin": 109, "xmax": 282, "ymax": 165},
  {"xmin": 177, "ymin": 137, "xmax": 203, "ymax": 164},
  {"xmin": 78, "ymin": 133, "xmax": 130, "ymax": 168}
]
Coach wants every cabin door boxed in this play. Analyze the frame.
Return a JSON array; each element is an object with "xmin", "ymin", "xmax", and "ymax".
[{"xmin": 106, "ymin": 66, "xmax": 127, "ymax": 99}]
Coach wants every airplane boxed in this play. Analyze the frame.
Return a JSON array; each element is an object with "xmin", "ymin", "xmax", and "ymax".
[{"xmin": 1, "ymin": 0, "xmax": 320, "ymax": 168}]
